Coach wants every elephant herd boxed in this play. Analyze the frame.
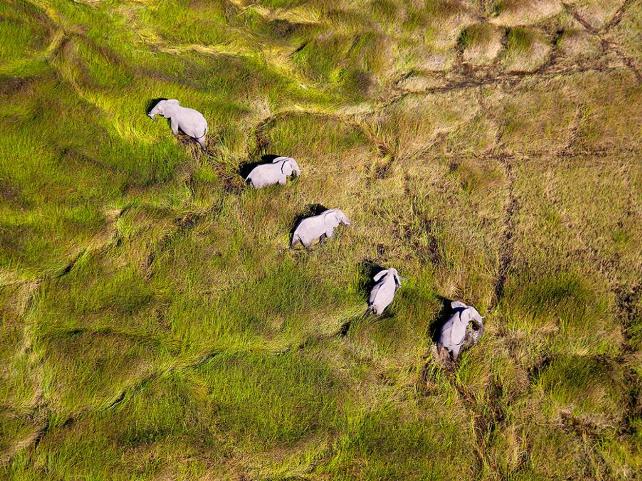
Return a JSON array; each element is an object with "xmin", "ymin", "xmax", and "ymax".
[{"xmin": 147, "ymin": 99, "xmax": 484, "ymax": 361}]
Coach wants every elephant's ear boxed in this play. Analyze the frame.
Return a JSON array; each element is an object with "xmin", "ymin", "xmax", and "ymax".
[
  {"xmin": 323, "ymin": 210, "xmax": 341, "ymax": 228},
  {"xmin": 289, "ymin": 158, "xmax": 301, "ymax": 176},
  {"xmin": 337, "ymin": 210, "xmax": 351, "ymax": 225},
  {"xmin": 460, "ymin": 307, "xmax": 483, "ymax": 330},
  {"xmin": 393, "ymin": 272, "xmax": 401, "ymax": 287},
  {"xmin": 280, "ymin": 160, "xmax": 293, "ymax": 175},
  {"xmin": 468, "ymin": 307, "xmax": 484, "ymax": 329},
  {"xmin": 451, "ymin": 301, "xmax": 467, "ymax": 310},
  {"xmin": 459, "ymin": 308, "xmax": 472, "ymax": 325},
  {"xmin": 272, "ymin": 156, "xmax": 288, "ymax": 163},
  {"xmin": 373, "ymin": 270, "xmax": 388, "ymax": 282}
]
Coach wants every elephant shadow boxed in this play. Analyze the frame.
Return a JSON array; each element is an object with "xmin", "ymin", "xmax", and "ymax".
[
  {"xmin": 357, "ymin": 260, "xmax": 386, "ymax": 301},
  {"xmin": 238, "ymin": 154, "xmax": 283, "ymax": 180},
  {"xmin": 289, "ymin": 203, "xmax": 329, "ymax": 245},
  {"xmin": 146, "ymin": 97, "xmax": 176, "ymax": 133},
  {"xmin": 428, "ymin": 295, "xmax": 457, "ymax": 344},
  {"xmin": 146, "ymin": 98, "xmax": 167, "ymax": 116}
]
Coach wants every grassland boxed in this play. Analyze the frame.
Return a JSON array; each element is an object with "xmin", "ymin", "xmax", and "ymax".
[{"xmin": 0, "ymin": 0, "xmax": 641, "ymax": 479}]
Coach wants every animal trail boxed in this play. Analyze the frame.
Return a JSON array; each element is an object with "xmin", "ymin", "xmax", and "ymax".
[{"xmin": 491, "ymin": 155, "xmax": 518, "ymax": 311}]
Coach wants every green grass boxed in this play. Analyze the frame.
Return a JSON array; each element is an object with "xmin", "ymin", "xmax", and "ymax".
[{"xmin": 0, "ymin": 0, "xmax": 640, "ymax": 479}]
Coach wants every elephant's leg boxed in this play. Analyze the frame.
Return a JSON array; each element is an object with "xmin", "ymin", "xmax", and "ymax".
[
  {"xmin": 437, "ymin": 344, "xmax": 451, "ymax": 363},
  {"xmin": 292, "ymin": 235, "xmax": 305, "ymax": 248},
  {"xmin": 170, "ymin": 117, "xmax": 179, "ymax": 135}
]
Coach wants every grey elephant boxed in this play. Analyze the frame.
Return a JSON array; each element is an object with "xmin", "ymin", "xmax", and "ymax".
[
  {"xmin": 438, "ymin": 301, "xmax": 484, "ymax": 360},
  {"xmin": 291, "ymin": 208, "xmax": 350, "ymax": 248},
  {"xmin": 246, "ymin": 157, "xmax": 301, "ymax": 188},
  {"xmin": 368, "ymin": 268, "xmax": 401, "ymax": 315},
  {"xmin": 148, "ymin": 99, "xmax": 208, "ymax": 148}
]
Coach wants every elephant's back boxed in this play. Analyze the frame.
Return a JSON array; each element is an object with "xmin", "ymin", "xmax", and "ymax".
[
  {"xmin": 439, "ymin": 319, "xmax": 455, "ymax": 347},
  {"xmin": 447, "ymin": 314, "xmax": 467, "ymax": 346},
  {"xmin": 182, "ymin": 107, "xmax": 206, "ymax": 120},
  {"xmin": 368, "ymin": 283, "xmax": 381, "ymax": 305},
  {"xmin": 249, "ymin": 164, "xmax": 276, "ymax": 177},
  {"xmin": 179, "ymin": 107, "xmax": 208, "ymax": 130},
  {"xmin": 295, "ymin": 216, "xmax": 321, "ymax": 236},
  {"xmin": 247, "ymin": 165, "xmax": 276, "ymax": 187},
  {"xmin": 373, "ymin": 280, "xmax": 395, "ymax": 307}
]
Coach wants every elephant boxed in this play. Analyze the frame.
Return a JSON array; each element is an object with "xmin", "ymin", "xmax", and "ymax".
[
  {"xmin": 368, "ymin": 268, "xmax": 401, "ymax": 315},
  {"xmin": 291, "ymin": 208, "xmax": 350, "ymax": 248},
  {"xmin": 148, "ymin": 99, "xmax": 208, "ymax": 148},
  {"xmin": 246, "ymin": 157, "xmax": 301, "ymax": 188},
  {"xmin": 438, "ymin": 301, "xmax": 484, "ymax": 360}
]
